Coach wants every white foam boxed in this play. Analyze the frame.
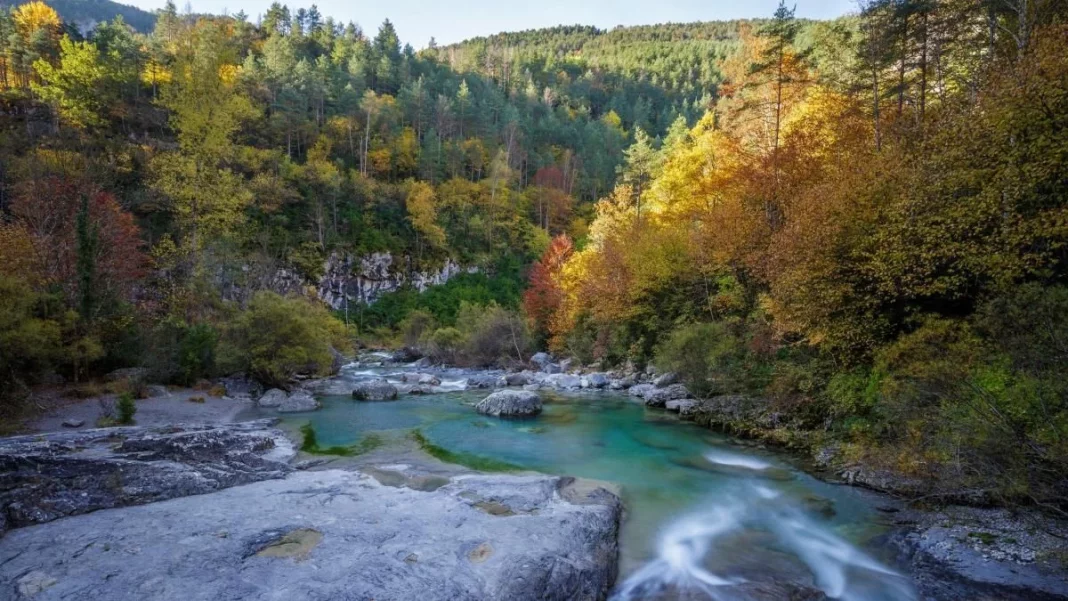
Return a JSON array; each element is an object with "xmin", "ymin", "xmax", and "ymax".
[{"xmin": 704, "ymin": 450, "xmax": 773, "ymax": 471}]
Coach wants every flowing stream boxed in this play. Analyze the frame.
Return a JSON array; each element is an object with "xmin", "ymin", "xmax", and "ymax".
[{"xmin": 256, "ymin": 364, "xmax": 916, "ymax": 600}]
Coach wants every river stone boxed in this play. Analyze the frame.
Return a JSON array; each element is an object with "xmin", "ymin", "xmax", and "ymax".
[
  {"xmin": 665, "ymin": 399, "xmax": 697, "ymax": 413},
  {"xmin": 402, "ymin": 373, "xmax": 441, "ymax": 386},
  {"xmin": 529, "ymin": 352, "xmax": 552, "ymax": 368},
  {"xmin": 652, "ymin": 372, "xmax": 679, "ymax": 387},
  {"xmin": 301, "ymin": 378, "xmax": 353, "ymax": 396},
  {"xmin": 221, "ymin": 373, "xmax": 264, "ymax": 400},
  {"xmin": 0, "ymin": 421, "xmax": 293, "ymax": 537},
  {"xmin": 587, "ymin": 373, "xmax": 609, "ymax": 389},
  {"xmin": 628, "ymin": 383, "xmax": 655, "ymax": 399},
  {"xmin": 546, "ymin": 374, "xmax": 582, "ymax": 390},
  {"xmin": 352, "ymin": 378, "xmax": 399, "ymax": 401},
  {"xmin": 258, "ymin": 389, "xmax": 288, "ymax": 408},
  {"xmin": 466, "ymin": 374, "xmax": 499, "ymax": 389},
  {"xmin": 61, "ymin": 418, "xmax": 84, "ymax": 428},
  {"xmin": 643, "ymin": 384, "xmax": 691, "ymax": 408},
  {"xmin": 503, "ymin": 372, "xmax": 532, "ymax": 387},
  {"xmin": 476, "ymin": 390, "xmax": 543, "ymax": 418},
  {"xmin": 277, "ymin": 390, "xmax": 321, "ymax": 413},
  {"xmin": 0, "ymin": 470, "xmax": 620, "ymax": 601}
]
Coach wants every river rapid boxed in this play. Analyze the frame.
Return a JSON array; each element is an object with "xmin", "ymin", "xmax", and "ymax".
[{"xmin": 249, "ymin": 362, "xmax": 917, "ymax": 601}]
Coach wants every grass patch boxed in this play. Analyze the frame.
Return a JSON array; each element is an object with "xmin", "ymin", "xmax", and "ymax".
[
  {"xmin": 299, "ymin": 423, "xmax": 382, "ymax": 456},
  {"xmin": 409, "ymin": 429, "xmax": 520, "ymax": 472}
]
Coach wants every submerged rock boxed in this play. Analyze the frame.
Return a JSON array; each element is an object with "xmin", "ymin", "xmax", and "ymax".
[
  {"xmin": 0, "ymin": 469, "xmax": 621, "ymax": 601},
  {"xmin": 0, "ymin": 421, "xmax": 293, "ymax": 537},
  {"xmin": 352, "ymin": 378, "xmax": 399, "ymax": 401},
  {"xmin": 476, "ymin": 390, "xmax": 543, "ymax": 418}
]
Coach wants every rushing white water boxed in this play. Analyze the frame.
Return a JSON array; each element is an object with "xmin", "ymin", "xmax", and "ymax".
[
  {"xmin": 703, "ymin": 450, "xmax": 774, "ymax": 471},
  {"xmin": 612, "ymin": 483, "xmax": 915, "ymax": 601}
]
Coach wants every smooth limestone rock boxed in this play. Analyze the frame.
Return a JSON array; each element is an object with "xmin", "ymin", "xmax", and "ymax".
[
  {"xmin": 257, "ymin": 389, "xmax": 288, "ymax": 408},
  {"xmin": 0, "ymin": 421, "xmax": 293, "ymax": 537},
  {"xmin": 277, "ymin": 390, "xmax": 321, "ymax": 413},
  {"xmin": 0, "ymin": 469, "xmax": 621, "ymax": 601},
  {"xmin": 476, "ymin": 390, "xmax": 543, "ymax": 418},
  {"xmin": 352, "ymin": 378, "xmax": 399, "ymax": 401}
]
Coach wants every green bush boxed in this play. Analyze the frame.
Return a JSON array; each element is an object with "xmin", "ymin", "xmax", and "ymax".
[
  {"xmin": 218, "ymin": 292, "xmax": 353, "ymax": 389},
  {"xmin": 455, "ymin": 301, "xmax": 530, "ymax": 367},
  {"xmin": 0, "ymin": 276, "xmax": 65, "ymax": 414},
  {"xmin": 398, "ymin": 309, "xmax": 436, "ymax": 348},
  {"xmin": 427, "ymin": 327, "xmax": 464, "ymax": 364},
  {"xmin": 116, "ymin": 392, "xmax": 136, "ymax": 424},
  {"xmin": 144, "ymin": 317, "xmax": 218, "ymax": 385},
  {"xmin": 655, "ymin": 321, "xmax": 753, "ymax": 397}
]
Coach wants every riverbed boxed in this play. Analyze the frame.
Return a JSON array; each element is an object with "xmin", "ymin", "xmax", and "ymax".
[{"xmin": 241, "ymin": 364, "xmax": 917, "ymax": 600}]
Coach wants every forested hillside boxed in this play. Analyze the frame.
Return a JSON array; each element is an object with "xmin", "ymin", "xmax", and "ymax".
[
  {"xmin": 0, "ymin": 0, "xmax": 1066, "ymax": 510},
  {"xmin": 525, "ymin": 1, "xmax": 1068, "ymax": 507}
]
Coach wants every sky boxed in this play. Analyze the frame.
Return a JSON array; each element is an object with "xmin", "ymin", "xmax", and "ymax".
[{"xmin": 127, "ymin": 0, "xmax": 857, "ymax": 47}]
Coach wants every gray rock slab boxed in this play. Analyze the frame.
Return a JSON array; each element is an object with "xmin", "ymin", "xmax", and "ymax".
[
  {"xmin": 0, "ymin": 421, "xmax": 294, "ymax": 537},
  {"xmin": 0, "ymin": 469, "xmax": 621, "ymax": 601}
]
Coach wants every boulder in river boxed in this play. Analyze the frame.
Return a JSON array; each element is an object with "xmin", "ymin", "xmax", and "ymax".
[
  {"xmin": 352, "ymin": 378, "xmax": 399, "ymax": 401},
  {"xmin": 277, "ymin": 390, "xmax": 321, "ymax": 413},
  {"xmin": 466, "ymin": 374, "xmax": 499, "ymax": 389},
  {"xmin": 258, "ymin": 388, "xmax": 288, "ymax": 408},
  {"xmin": 476, "ymin": 390, "xmax": 543, "ymax": 418}
]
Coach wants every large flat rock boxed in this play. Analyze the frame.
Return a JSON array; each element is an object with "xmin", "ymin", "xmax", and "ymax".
[{"xmin": 0, "ymin": 468, "xmax": 621, "ymax": 601}]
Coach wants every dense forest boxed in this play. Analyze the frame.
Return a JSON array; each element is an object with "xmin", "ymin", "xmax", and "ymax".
[{"xmin": 1, "ymin": 0, "xmax": 1066, "ymax": 510}]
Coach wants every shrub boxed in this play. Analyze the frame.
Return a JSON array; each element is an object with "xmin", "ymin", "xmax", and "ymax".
[
  {"xmin": 427, "ymin": 327, "xmax": 464, "ymax": 364},
  {"xmin": 398, "ymin": 309, "xmax": 436, "ymax": 348},
  {"xmin": 116, "ymin": 392, "xmax": 136, "ymax": 424},
  {"xmin": 144, "ymin": 317, "xmax": 218, "ymax": 386},
  {"xmin": 217, "ymin": 292, "xmax": 353, "ymax": 389},
  {"xmin": 655, "ymin": 321, "xmax": 752, "ymax": 397},
  {"xmin": 208, "ymin": 385, "xmax": 226, "ymax": 398},
  {"xmin": 456, "ymin": 301, "xmax": 530, "ymax": 367}
]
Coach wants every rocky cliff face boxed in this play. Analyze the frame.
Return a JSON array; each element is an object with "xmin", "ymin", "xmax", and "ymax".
[{"xmin": 262, "ymin": 252, "xmax": 476, "ymax": 309}]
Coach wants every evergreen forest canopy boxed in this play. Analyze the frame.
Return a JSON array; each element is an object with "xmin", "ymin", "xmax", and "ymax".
[{"xmin": 0, "ymin": 0, "xmax": 1067, "ymax": 511}]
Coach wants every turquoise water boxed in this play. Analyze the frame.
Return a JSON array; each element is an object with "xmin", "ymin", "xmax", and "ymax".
[{"xmin": 263, "ymin": 367, "xmax": 915, "ymax": 600}]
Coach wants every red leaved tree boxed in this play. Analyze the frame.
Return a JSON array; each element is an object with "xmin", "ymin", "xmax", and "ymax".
[{"xmin": 523, "ymin": 234, "xmax": 573, "ymax": 342}]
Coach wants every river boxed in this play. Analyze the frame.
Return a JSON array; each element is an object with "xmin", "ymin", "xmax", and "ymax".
[{"xmin": 252, "ymin": 363, "xmax": 916, "ymax": 600}]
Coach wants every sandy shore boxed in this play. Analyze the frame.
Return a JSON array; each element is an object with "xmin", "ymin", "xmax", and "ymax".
[{"xmin": 27, "ymin": 389, "xmax": 254, "ymax": 434}]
